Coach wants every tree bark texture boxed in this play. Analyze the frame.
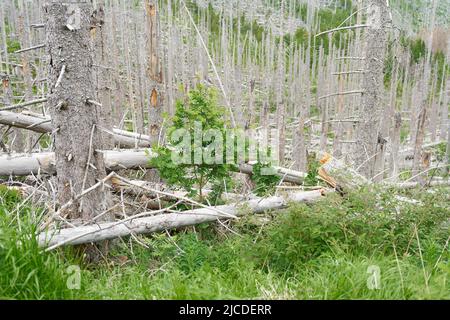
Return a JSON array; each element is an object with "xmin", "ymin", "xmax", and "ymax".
[
  {"xmin": 45, "ymin": 1, "xmax": 111, "ymax": 223},
  {"xmin": 353, "ymin": 0, "xmax": 390, "ymax": 179},
  {"xmin": 146, "ymin": 0, "xmax": 163, "ymax": 145}
]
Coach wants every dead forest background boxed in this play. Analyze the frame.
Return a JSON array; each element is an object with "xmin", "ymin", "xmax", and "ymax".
[
  {"xmin": 0, "ymin": 0, "xmax": 449, "ymax": 300},
  {"xmin": 1, "ymin": 0, "xmax": 449, "ymax": 179}
]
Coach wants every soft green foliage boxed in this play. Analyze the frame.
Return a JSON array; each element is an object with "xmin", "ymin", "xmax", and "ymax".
[
  {"xmin": 151, "ymin": 85, "xmax": 287, "ymax": 201},
  {"xmin": 151, "ymin": 85, "xmax": 234, "ymax": 202},
  {"xmin": 304, "ymin": 156, "xmax": 320, "ymax": 186},
  {"xmin": 435, "ymin": 143, "xmax": 447, "ymax": 162},
  {"xmin": 250, "ymin": 162, "xmax": 281, "ymax": 197},
  {"xmin": 80, "ymin": 187, "xmax": 450, "ymax": 299},
  {"xmin": 0, "ymin": 186, "xmax": 448, "ymax": 299},
  {"xmin": 6, "ymin": 39, "xmax": 21, "ymax": 54}
]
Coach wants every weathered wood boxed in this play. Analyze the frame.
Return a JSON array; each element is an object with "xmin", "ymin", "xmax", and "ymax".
[
  {"xmin": 0, "ymin": 110, "xmax": 152, "ymax": 147},
  {"xmin": 391, "ymin": 179, "xmax": 450, "ymax": 190},
  {"xmin": 352, "ymin": 0, "xmax": 391, "ymax": 179},
  {"xmin": 38, "ymin": 189, "xmax": 326, "ymax": 248},
  {"xmin": 0, "ymin": 150, "xmax": 306, "ymax": 184},
  {"xmin": 318, "ymin": 152, "xmax": 368, "ymax": 192},
  {"xmin": 92, "ymin": 0, "xmax": 114, "ymax": 149},
  {"xmin": 0, "ymin": 150, "xmax": 154, "ymax": 176},
  {"xmin": 146, "ymin": 0, "xmax": 164, "ymax": 145},
  {"xmin": 0, "ymin": 111, "xmax": 52, "ymax": 133},
  {"xmin": 45, "ymin": 1, "xmax": 114, "ymax": 225}
]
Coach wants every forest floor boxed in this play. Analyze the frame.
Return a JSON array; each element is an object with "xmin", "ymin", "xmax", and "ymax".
[{"xmin": 0, "ymin": 185, "xmax": 449, "ymax": 300}]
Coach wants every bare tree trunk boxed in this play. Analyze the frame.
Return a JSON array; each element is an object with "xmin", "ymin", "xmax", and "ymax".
[
  {"xmin": 92, "ymin": 1, "xmax": 114, "ymax": 149},
  {"xmin": 412, "ymin": 0, "xmax": 438, "ymax": 183},
  {"xmin": 446, "ymin": 120, "xmax": 450, "ymax": 176},
  {"xmin": 1, "ymin": 75, "xmax": 25, "ymax": 152},
  {"xmin": 45, "ymin": 0, "xmax": 113, "ymax": 260},
  {"xmin": 17, "ymin": 0, "xmax": 34, "ymax": 151},
  {"xmin": 389, "ymin": 112, "xmax": 402, "ymax": 179},
  {"xmin": 39, "ymin": 189, "xmax": 325, "ymax": 249},
  {"xmin": 353, "ymin": 0, "xmax": 390, "ymax": 179},
  {"xmin": 145, "ymin": 0, "xmax": 164, "ymax": 182},
  {"xmin": 146, "ymin": 0, "xmax": 163, "ymax": 146}
]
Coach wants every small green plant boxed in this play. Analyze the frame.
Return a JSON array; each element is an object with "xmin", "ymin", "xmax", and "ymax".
[
  {"xmin": 251, "ymin": 162, "xmax": 281, "ymax": 196},
  {"xmin": 151, "ymin": 85, "xmax": 235, "ymax": 202},
  {"xmin": 304, "ymin": 153, "xmax": 320, "ymax": 186}
]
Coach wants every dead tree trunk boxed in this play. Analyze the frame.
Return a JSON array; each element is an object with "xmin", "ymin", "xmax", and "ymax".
[
  {"xmin": 353, "ymin": 0, "xmax": 390, "ymax": 179},
  {"xmin": 146, "ymin": 0, "xmax": 163, "ymax": 145},
  {"xmin": 389, "ymin": 112, "xmax": 402, "ymax": 179},
  {"xmin": 2, "ymin": 74, "xmax": 25, "ymax": 152},
  {"xmin": 91, "ymin": 1, "xmax": 114, "ymax": 149},
  {"xmin": 45, "ymin": 1, "xmax": 113, "ymax": 259},
  {"xmin": 145, "ymin": 0, "xmax": 164, "ymax": 182}
]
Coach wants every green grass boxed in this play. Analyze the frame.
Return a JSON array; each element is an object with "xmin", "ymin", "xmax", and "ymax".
[{"xmin": 0, "ymin": 185, "xmax": 448, "ymax": 300}]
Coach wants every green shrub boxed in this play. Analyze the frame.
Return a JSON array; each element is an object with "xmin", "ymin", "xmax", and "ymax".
[{"xmin": 151, "ymin": 85, "xmax": 235, "ymax": 203}]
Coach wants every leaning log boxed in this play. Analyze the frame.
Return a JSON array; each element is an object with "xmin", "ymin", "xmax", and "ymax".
[
  {"xmin": 38, "ymin": 189, "xmax": 326, "ymax": 248},
  {"xmin": 0, "ymin": 111, "xmax": 52, "ymax": 133},
  {"xmin": 0, "ymin": 110, "xmax": 152, "ymax": 148}
]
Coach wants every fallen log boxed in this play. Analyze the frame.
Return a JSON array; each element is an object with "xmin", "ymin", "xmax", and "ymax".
[
  {"xmin": 0, "ymin": 111, "xmax": 52, "ymax": 133},
  {"xmin": 0, "ymin": 110, "xmax": 152, "ymax": 148},
  {"xmin": 110, "ymin": 177, "xmax": 246, "ymax": 202},
  {"xmin": 0, "ymin": 150, "xmax": 306, "ymax": 184},
  {"xmin": 0, "ymin": 150, "xmax": 153, "ymax": 176},
  {"xmin": 238, "ymin": 163, "xmax": 305, "ymax": 184},
  {"xmin": 38, "ymin": 189, "xmax": 326, "ymax": 248}
]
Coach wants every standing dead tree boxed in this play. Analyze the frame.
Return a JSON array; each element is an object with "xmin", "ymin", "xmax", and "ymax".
[
  {"xmin": 411, "ymin": 0, "xmax": 439, "ymax": 183},
  {"xmin": 352, "ymin": 0, "xmax": 391, "ymax": 179},
  {"xmin": 45, "ymin": 0, "xmax": 113, "ymax": 259},
  {"xmin": 146, "ymin": 0, "xmax": 164, "ymax": 146},
  {"xmin": 92, "ymin": 1, "xmax": 114, "ymax": 149}
]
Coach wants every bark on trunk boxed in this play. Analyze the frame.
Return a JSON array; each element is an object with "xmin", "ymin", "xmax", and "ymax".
[
  {"xmin": 45, "ymin": 1, "xmax": 112, "ymax": 225},
  {"xmin": 146, "ymin": 0, "xmax": 163, "ymax": 145},
  {"xmin": 145, "ymin": 0, "xmax": 163, "ymax": 182}
]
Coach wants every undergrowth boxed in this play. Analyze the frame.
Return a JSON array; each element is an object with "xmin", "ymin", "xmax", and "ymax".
[{"xmin": 0, "ymin": 185, "xmax": 448, "ymax": 300}]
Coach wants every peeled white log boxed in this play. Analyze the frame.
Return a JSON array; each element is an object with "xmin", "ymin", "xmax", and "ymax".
[
  {"xmin": 0, "ymin": 110, "xmax": 151, "ymax": 148},
  {"xmin": 0, "ymin": 150, "xmax": 305, "ymax": 185},
  {"xmin": 38, "ymin": 189, "xmax": 325, "ymax": 248},
  {"xmin": 0, "ymin": 150, "xmax": 153, "ymax": 176}
]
